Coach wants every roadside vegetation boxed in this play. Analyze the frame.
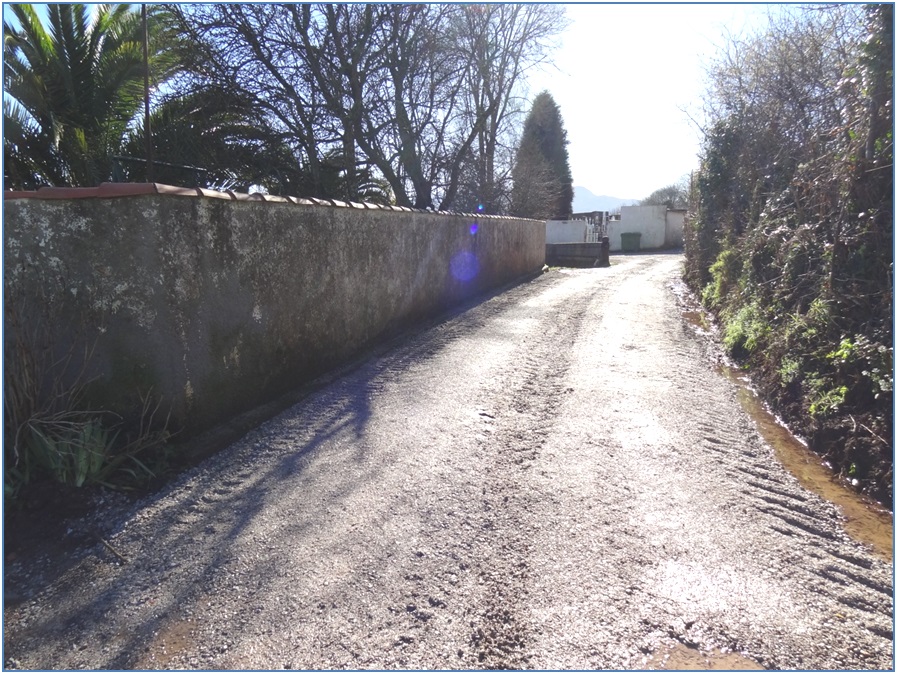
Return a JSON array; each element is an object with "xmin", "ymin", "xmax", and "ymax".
[{"xmin": 685, "ymin": 4, "xmax": 893, "ymax": 503}]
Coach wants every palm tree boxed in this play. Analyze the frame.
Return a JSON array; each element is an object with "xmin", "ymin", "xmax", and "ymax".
[
  {"xmin": 3, "ymin": 3, "xmax": 178, "ymax": 188},
  {"xmin": 119, "ymin": 85, "xmax": 306, "ymax": 193},
  {"xmin": 121, "ymin": 85, "xmax": 394, "ymax": 201}
]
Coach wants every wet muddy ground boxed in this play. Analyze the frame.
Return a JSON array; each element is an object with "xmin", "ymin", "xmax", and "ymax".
[
  {"xmin": 3, "ymin": 253, "xmax": 893, "ymax": 670},
  {"xmin": 677, "ymin": 285, "xmax": 893, "ymax": 564},
  {"xmin": 721, "ymin": 365, "xmax": 893, "ymax": 564}
]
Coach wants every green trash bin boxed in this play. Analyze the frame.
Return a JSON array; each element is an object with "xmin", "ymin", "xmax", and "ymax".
[{"xmin": 620, "ymin": 232, "xmax": 641, "ymax": 252}]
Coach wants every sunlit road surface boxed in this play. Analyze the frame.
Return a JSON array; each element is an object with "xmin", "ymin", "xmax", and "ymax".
[{"xmin": 3, "ymin": 253, "xmax": 893, "ymax": 670}]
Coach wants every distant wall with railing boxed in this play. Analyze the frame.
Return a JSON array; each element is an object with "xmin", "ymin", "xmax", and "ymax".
[
  {"xmin": 4, "ymin": 183, "xmax": 545, "ymax": 443},
  {"xmin": 545, "ymin": 211, "xmax": 609, "ymax": 245}
]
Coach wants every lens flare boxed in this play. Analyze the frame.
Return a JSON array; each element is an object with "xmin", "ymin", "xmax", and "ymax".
[
  {"xmin": 469, "ymin": 223, "xmax": 478, "ymax": 235},
  {"xmin": 450, "ymin": 251, "xmax": 479, "ymax": 282}
]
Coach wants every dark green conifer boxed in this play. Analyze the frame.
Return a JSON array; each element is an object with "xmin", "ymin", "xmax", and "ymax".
[{"xmin": 510, "ymin": 91, "xmax": 573, "ymax": 219}]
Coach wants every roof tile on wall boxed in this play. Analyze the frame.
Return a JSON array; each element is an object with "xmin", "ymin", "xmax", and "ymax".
[
  {"xmin": 97, "ymin": 182, "xmax": 164, "ymax": 197},
  {"xmin": 3, "ymin": 182, "xmax": 541, "ymax": 221},
  {"xmin": 193, "ymin": 186, "xmax": 231, "ymax": 200},
  {"xmin": 284, "ymin": 196, "xmax": 317, "ymax": 206},
  {"xmin": 152, "ymin": 183, "xmax": 201, "ymax": 197},
  {"xmin": 36, "ymin": 186, "xmax": 101, "ymax": 199}
]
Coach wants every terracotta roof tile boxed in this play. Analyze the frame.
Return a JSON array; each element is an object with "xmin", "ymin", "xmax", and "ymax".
[
  {"xmin": 153, "ymin": 183, "xmax": 199, "ymax": 197},
  {"xmin": 284, "ymin": 196, "xmax": 316, "ymax": 206},
  {"xmin": 97, "ymin": 182, "xmax": 161, "ymax": 196},
  {"xmin": 195, "ymin": 186, "xmax": 232, "ymax": 200}
]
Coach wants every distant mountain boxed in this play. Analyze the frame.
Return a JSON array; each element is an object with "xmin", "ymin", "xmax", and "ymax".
[{"xmin": 573, "ymin": 185, "xmax": 639, "ymax": 213}]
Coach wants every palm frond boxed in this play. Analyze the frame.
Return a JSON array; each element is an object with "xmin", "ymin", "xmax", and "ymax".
[{"xmin": 2, "ymin": 3, "xmax": 178, "ymax": 187}]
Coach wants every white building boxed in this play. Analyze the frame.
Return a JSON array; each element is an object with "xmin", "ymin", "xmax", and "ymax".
[
  {"xmin": 605, "ymin": 205, "xmax": 685, "ymax": 251},
  {"xmin": 546, "ymin": 207, "xmax": 685, "ymax": 252}
]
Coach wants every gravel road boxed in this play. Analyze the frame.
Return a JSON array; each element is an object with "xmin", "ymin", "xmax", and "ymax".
[{"xmin": 3, "ymin": 252, "xmax": 893, "ymax": 670}]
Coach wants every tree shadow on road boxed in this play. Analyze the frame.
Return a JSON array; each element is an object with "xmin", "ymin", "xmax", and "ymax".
[{"xmin": 2, "ymin": 268, "xmax": 551, "ymax": 669}]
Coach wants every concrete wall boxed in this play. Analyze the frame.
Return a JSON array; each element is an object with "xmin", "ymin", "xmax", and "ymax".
[
  {"xmin": 608, "ymin": 205, "xmax": 667, "ymax": 251},
  {"xmin": 545, "ymin": 242, "xmax": 609, "ymax": 268},
  {"xmin": 545, "ymin": 219, "xmax": 588, "ymax": 244},
  {"xmin": 4, "ymin": 184, "xmax": 545, "ymax": 440},
  {"xmin": 665, "ymin": 209, "xmax": 685, "ymax": 248},
  {"xmin": 607, "ymin": 205, "xmax": 685, "ymax": 251}
]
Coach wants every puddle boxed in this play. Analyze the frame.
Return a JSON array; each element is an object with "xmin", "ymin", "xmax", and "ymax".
[
  {"xmin": 676, "ymin": 289, "xmax": 893, "ymax": 562},
  {"xmin": 719, "ymin": 364, "xmax": 893, "ymax": 563},
  {"xmin": 682, "ymin": 310, "xmax": 710, "ymax": 333},
  {"xmin": 673, "ymin": 292, "xmax": 894, "ymax": 563},
  {"xmin": 645, "ymin": 643, "xmax": 764, "ymax": 670},
  {"xmin": 133, "ymin": 616, "xmax": 197, "ymax": 669}
]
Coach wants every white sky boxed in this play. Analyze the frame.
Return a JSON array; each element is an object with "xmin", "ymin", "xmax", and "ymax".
[{"xmin": 525, "ymin": 2, "xmax": 775, "ymax": 200}]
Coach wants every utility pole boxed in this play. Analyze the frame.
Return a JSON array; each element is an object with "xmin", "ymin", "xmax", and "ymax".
[{"xmin": 142, "ymin": 4, "xmax": 154, "ymax": 182}]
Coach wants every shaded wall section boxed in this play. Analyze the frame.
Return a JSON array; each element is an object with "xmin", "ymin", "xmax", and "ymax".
[
  {"xmin": 665, "ymin": 209, "xmax": 686, "ymax": 248},
  {"xmin": 4, "ymin": 184, "xmax": 545, "ymax": 439}
]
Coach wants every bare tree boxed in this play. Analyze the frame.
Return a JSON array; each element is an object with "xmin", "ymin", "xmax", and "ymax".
[
  {"xmin": 166, "ymin": 4, "xmax": 336, "ymax": 194},
  {"xmin": 164, "ymin": 3, "xmax": 566, "ymax": 209},
  {"xmin": 446, "ymin": 4, "xmax": 568, "ymax": 213},
  {"xmin": 641, "ymin": 178, "xmax": 689, "ymax": 209}
]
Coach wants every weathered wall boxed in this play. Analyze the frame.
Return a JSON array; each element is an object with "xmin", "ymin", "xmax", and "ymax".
[
  {"xmin": 4, "ymin": 185, "xmax": 544, "ymax": 439},
  {"xmin": 545, "ymin": 241, "xmax": 609, "ymax": 268}
]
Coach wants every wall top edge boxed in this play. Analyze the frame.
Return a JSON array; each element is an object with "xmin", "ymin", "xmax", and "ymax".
[{"xmin": 3, "ymin": 182, "xmax": 543, "ymax": 221}]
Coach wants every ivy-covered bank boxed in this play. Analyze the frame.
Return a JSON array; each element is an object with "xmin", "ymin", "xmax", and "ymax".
[{"xmin": 685, "ymin": 5, "xmax": 893, "ymax": 503}]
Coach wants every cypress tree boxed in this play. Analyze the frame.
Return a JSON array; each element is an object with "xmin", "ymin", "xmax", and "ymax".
[{"xmin": 510, "ymin": 91, "xmax": 573, "ymax": 219}]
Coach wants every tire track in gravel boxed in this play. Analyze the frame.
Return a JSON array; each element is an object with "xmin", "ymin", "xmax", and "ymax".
[
  {"xmin": 3, "ymin": 253, "xmax": 892, "ymax": 671},
  {"xmin": 665, "ymin": 259, "xmax": 893, "ymax": 669},
  {"xmin": 521, "ymin": 254, "xmax": 892, "ymax": 670},
  {"xmin": 458, "ymin": 273, "xmax": 595, "ymax": 668},
  {"xmin": 2, "ymin": 263, "xmax": 602, "ymax": 671}
]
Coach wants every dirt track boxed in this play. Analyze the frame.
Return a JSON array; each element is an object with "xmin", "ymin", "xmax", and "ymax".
[{"xmin": 3, "ymin": 253, "xmax": 893, "ymax": 670}]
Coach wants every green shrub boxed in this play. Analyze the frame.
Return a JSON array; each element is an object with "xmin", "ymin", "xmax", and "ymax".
[
  {"xmin": 702, "ymin": 248, "xmax": 741, "ymax": 309},
  {"xmin": 4, "ymin": 298, "xmax": 169, "ymax": 501},
  {"xmin": 807, "ymin": 380, "xmax": 848, "ymax": 418},
  {"xmin": 778, "ymin": 356, "xmax": 802, "ymax": 384},
  {"xmin": 722, "ymin": 300, "xmax": 770, "ymax": 356}
]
